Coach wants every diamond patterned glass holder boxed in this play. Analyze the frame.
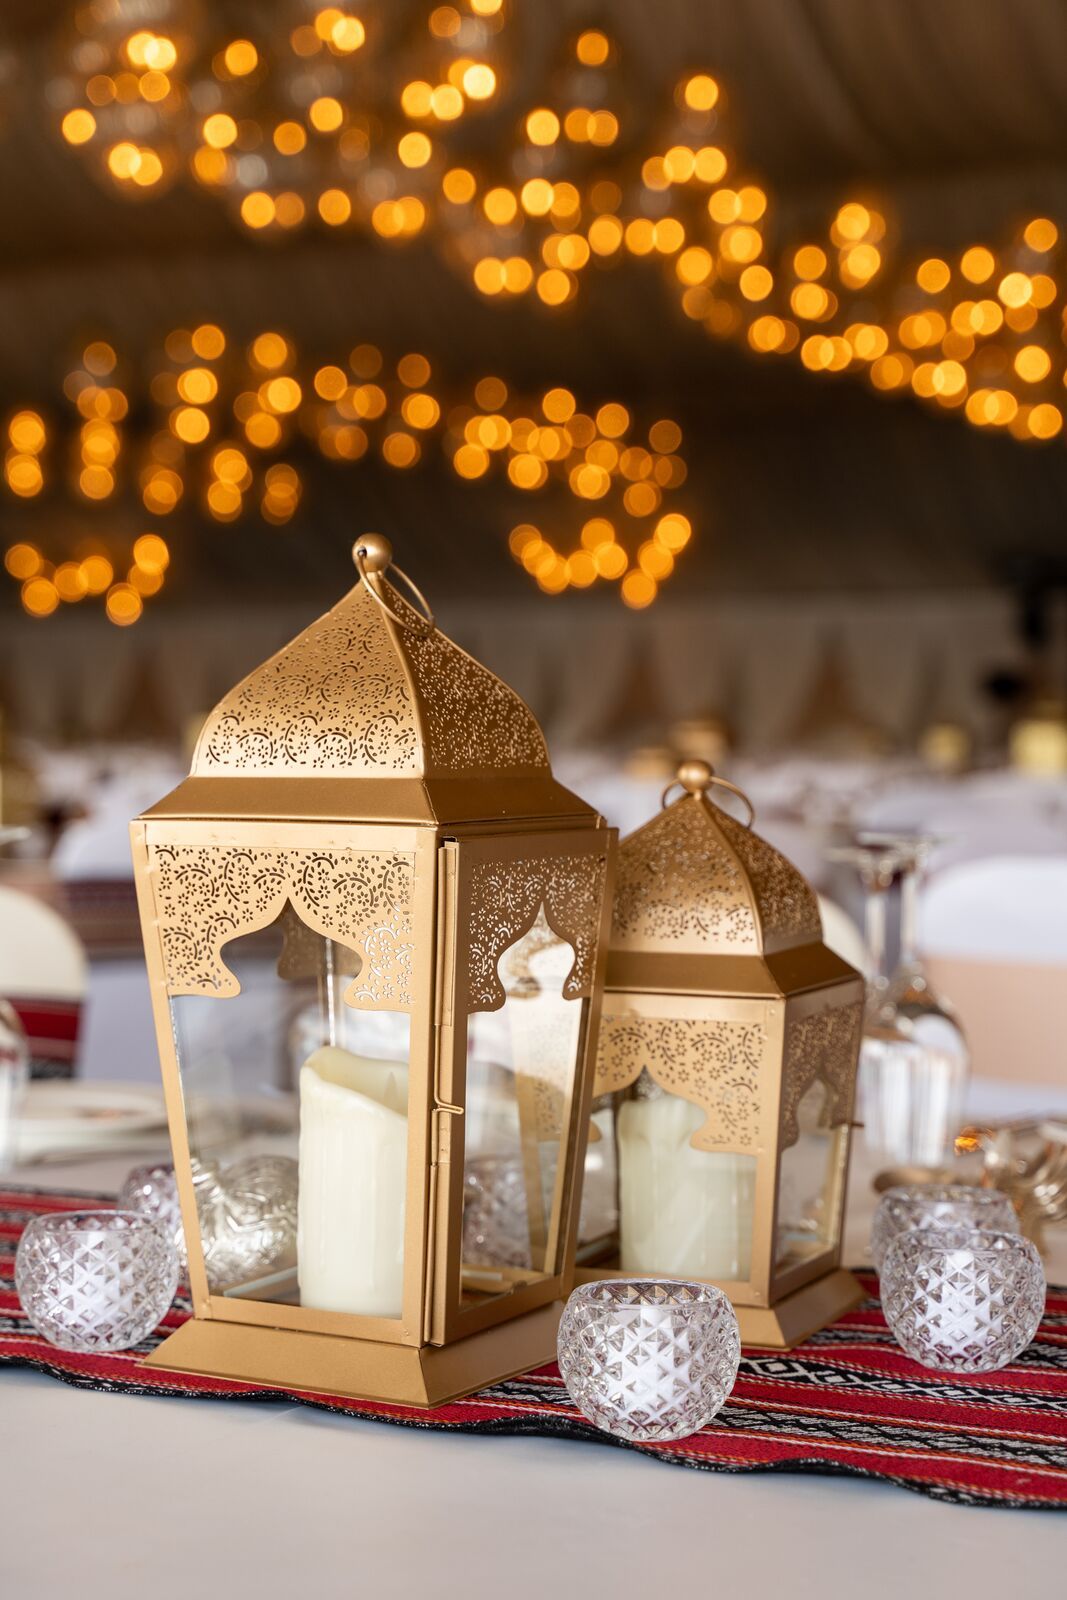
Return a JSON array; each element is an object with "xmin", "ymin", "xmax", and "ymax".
[
  {"xmin": 120, "ymin": 1162, "xmax": 187, "ymax": 1271},
  {"xmin": 881, "ymin": 1226, "xmax": 1045, "ymax": 1373},
  {"xmin": 870, "ymin": 1183, "xmax": 1019, "ymax": 1274},
  {"xmin": 15, "ymin": 1209, "xmax": 179, "ymax": 1353},
  {"xmin": 557, "ymin": 1277, "xmax": 741, "ymax": 1443}
]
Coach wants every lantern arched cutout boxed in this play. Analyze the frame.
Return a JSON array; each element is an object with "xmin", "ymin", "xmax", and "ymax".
[
  {"xmin": 579, "ymin": 759, "xmax": 863, "ymax": 1348},
  {"xmin": 132, "ymin": 534, "xmax": 615, "ymax": 1404}
]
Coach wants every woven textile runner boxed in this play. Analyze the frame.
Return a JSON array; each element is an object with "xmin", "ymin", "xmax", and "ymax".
[{"xmin": 3, "ymin": 1183, "xmax": 1066, "ymax": 1510}]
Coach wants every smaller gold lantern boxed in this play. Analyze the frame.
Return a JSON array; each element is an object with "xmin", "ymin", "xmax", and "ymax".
[
  {"xmin": 131, "ymin": 537, "xmax": 614, "ymax": 1405},
  {"xmin": 580, "ymin": 760, "xmax": 864, "ymax": 1347}
]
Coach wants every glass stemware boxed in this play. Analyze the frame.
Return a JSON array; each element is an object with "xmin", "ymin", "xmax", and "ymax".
[
  {"xmin": 866, "ymin": 832, "xmax": 969, "ymax": 1060},
  {"xmin": 863, "ymin": 831, "xmax": 970, "ymax": 1156},
  {"xmin": 827, "ymin": 837, "xmax": 966, "ymax": 1173}
]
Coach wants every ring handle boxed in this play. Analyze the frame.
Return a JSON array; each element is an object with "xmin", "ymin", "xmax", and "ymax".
[
  {"xmin": 661, "ymin": 759, "xmax": 755, "ymax": 828},
  {"xmin": 352, "ymin": 535, "xmax": 436, "ymax": 636}
]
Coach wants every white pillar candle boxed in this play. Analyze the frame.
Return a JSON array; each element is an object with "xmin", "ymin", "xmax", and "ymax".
[
  {"xmin": 618, "ymin": 1094, "xmax": 755, "ymax": 1281},
  {"xmin": 297, "ymin": 1045, "xmax": 408, "ymax": 1317}
]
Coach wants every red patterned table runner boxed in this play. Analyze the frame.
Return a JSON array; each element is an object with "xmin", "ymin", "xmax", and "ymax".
[{"xmin": 2, "ymin": 1184, "xmax": 1066, "ymax": 1510}]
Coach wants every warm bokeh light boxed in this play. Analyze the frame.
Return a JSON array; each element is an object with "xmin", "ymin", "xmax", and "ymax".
[
  {"xmin": 191, "ymin": 324, "xmax": 226, "ymax": 360},
  {"xmin": 683, "ymin": 75, "xmax": 719, "ymax": 111},
  {"xmin": 251, "ymin": 333, "xmax": 290, "ymax": 371},
  {"xmin": 9, "ymin": 410, "xmax": 46, "ymax": 453},
  {"xmin": 133, "ymin": 533, "xmax": 170, "ymax": 574},
  {"xmin": 916, "ymin": 257, "xmax": 951, "ymax": 293},
  {"xmin": 78, "ymin": 555, "xmax": 112, "ymax": 594},
  {"xmin": 22, "ymin": 576, "xmax": 59, "ymax": 617},
  {"xmin": 4, "ymin": 542, "xmax": 41, "ymax": 580},
  {"xmin": 105, "ymin": 582, "xmax": 143, "ymax": 625},
  {"xmin": 222, "ymin": 38, "xmax": 258, "ymax": 76},
  {"xmin": 576, "ymin": 30, "xmax": 610, "ymax": 66},
  {"xmin": 52, "ymin": 561, "xmax": 87, "ymax": 601},
  {"xmin": 961, "ymin": 245, "xmax": 995, "ymax": 284},
  {"xmin": 1023, "ymin": 218, "xmax": 1058, "ymax": 252},
  {"xmin": 62, "ymin": 108, "xmax": 96, "ymax": 145}
]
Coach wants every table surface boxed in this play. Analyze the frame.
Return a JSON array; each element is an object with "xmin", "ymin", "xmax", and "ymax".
[{"xmin": 5, "ymin": 1083, "xmax": 1067, "ymax": 1598}]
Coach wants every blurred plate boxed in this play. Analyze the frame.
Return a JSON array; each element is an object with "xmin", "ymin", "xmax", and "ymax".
[{"xmin": 16, "ymin": 1080, "xmax": 167, "ymax": 1160}]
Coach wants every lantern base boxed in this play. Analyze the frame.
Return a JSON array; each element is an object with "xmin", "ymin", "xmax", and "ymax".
[
  {"xmin": 141, "ymin": 1301, "xmax": 564, "ymax": 1408},
  {"xmin": 734, "ymin": 1269, "xmax": 864, "ymax": 1348},
  {"xmin": 573, "ymin": 1266, "xmax": 864, "ymax": 1350}
]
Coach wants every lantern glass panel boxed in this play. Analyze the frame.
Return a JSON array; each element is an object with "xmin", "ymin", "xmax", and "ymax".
[
  {"xmin": 616, "ymin": 1083, "xmax": 758, "ymax": 1283},
  {"xmin": 168, "ymin": 905, "xmax": 412, "ymax": 1312},
  {"xmin": 458, "ymin": 911, "xmax": 584, "ymax": 1305},
  {"xmin": 775, "ymin": 1081, "xmax": 848, "ymax": 1271},
  {"xmin": 576, "ymin": 1099, "xmax": 619, "ymax": 1263}
]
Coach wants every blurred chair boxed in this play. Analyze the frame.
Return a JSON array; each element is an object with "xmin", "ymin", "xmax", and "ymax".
[
  {"xmin": 920, "ymin": 856, "xmax": 1067, "ymax": 1086},
  {"xmin": 0, "ymin": 885, "xmax": 87, "ymax": 1077}
]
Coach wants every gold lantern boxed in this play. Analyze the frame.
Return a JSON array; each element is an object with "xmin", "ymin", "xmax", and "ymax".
[
  {"xmin": 578, "ymin": 759, "xmax": 864, "ymax": 1347},
  {"xmin": 131, "ymin": 536, "xmax": 614, "ymax": 1405}
]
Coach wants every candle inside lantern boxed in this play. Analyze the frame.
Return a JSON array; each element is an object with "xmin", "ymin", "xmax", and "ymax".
[
  {"xmin": 297, "ymin": 1045, "xmax": 408, "ymax": 1317},
  {"xmin": 618, "ymin": 1093, "xmax": 755, "ymax": 1281}
]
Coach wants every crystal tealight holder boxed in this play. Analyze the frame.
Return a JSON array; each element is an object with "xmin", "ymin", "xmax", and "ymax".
[
  {"xmin": 119, "ymin": 1162, "xmax": 187, "ymax": 1271},
  {"xmin": 870, "ymin": 1183, "xmax": 1018, "ymax": 1274},
  {"xmin": 557, "ymin": 1278, "xmax": 740, "ymax": 1443},
  {"xmin": 881, "ymin": 1226, "xmax": 1045, "ymax": 1373},
  {"xmin": 15, "ymin": 1209, "xmax": 179, "ymax": 1353},
  {"xmin": 463, "ymin": 1154, "xmax": 532, "ymax": 1271}
]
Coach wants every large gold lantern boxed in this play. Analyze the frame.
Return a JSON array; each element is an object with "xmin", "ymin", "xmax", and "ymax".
[
  {"xmin": 131, "ymin": 536, "xmax": 614, "ymax": 1405},
  {"xmin": 579, "ymin": 760, "xmax": 864, "ymax": 1347}
]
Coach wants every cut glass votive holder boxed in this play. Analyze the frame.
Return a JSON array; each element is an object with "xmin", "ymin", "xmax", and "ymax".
[
  {"xmin": 119, "ymin": 1161, "xmax": 187, "ymax": 1271},
  {"xmin": 870, "ymin": 1183, "xmax": 1018, "ymax": 1274},
  {"xmin": 15, "ymin": 1209, "xmax": 179, "ymax": 1353},
  {"xmin": 881, "ymin": 1226, "xmax": 1045, "ymax": 1373},
  {"xmin": 557, "ymin": 1278, "xmax": 740, "ymax": 1443}
]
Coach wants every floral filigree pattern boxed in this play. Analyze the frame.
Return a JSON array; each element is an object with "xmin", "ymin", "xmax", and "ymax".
[
  {"xmin": 716, "ymin": 809, "xmax": 822, "ymax": 949},
  {"xmin": 400, "ymin": 591, "xmax": 549, "ymax": 774},
  {"xmin": 194, "ymin": 592, "xmax": 419, "ymax": 775},
  {"xmin": 611, "ymin": 800, "xmax": 759, "ymax": 953},
  {"xmin": 780, "ymin": 1000, "xmax": 862, "ymax": 1149},
  {"xmin": 193, "ymin": 577, "xmax": 548, "ymax": 778},
  {"xmin": 464, "ymin": 852, "xmax": 606, "ymax": 1012},
  {"xmin": 148, "ymin": 843, "xmax": 414, "ymax": 1008},
  {"xmin": 611, "ymin": 796, "xmax": 821, "ymax": 955},
  {"xmin": 595, "ymin": 1015, "xmax": 767, "ymax": 1152}
]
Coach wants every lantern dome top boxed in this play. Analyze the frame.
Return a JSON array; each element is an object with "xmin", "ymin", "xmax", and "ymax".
[
  {"xmin": 610, "ymin": 763, "xmax": 822, "ymax": 958},
  {"xmin": 192, "ymin": 537, "xmax": 546, "ymax": 782},
  {"xmin": 147, "ymin": 537, "xmax": 594, "ymax": 827}
]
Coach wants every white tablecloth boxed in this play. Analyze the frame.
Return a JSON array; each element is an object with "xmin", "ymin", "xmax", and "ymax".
[{"xmin": 3, "ymin": 1077, "xmax": 1066, "ymax": 1596}]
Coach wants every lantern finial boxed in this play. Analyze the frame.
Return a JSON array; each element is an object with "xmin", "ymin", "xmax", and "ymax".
[
  {"xmin": 352, "ymin": 532, "xmax": 392, "ymax": 573},
  {"xmin": 676, "ymin": 758, "xmax": 713, "ymax": 795},
  {"xmin": 663, "ymin": 760, "xmax": 756, "ymax": 827}
]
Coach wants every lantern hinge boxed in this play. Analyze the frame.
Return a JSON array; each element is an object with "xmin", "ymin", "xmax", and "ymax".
[{"xmin": 435, "ymin": 840, "xmax": 458, "ymax": 1027}]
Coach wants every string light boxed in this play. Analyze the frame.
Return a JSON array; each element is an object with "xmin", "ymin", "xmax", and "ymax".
[{"xmin": 3, "ymin": 329, "xmax": 694, "ymax": 615}]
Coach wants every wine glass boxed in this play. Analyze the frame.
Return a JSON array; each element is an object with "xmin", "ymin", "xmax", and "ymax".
[
  {"xmin": 861, "ymin": 831, "xmax": 970, "ymax": 1072},
  {"xmin": 826, "ymin": 838, "xmax": 963, "ymax": 1175}
]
